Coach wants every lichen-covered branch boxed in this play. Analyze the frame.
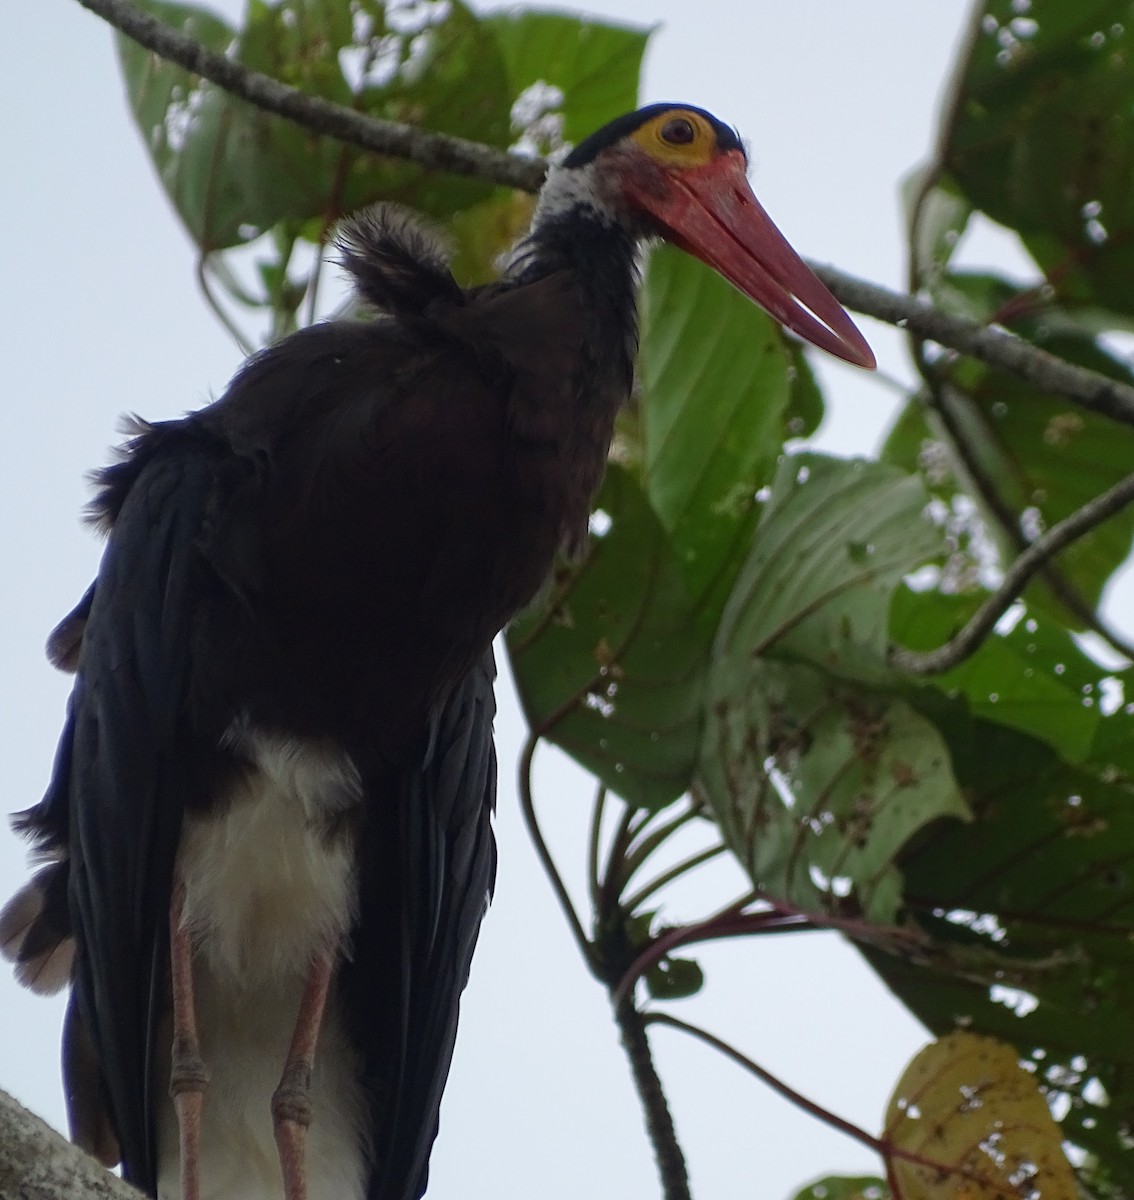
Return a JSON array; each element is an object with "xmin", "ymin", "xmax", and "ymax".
[
  {"xmin": 0, "ymin": 1089, "xmax": 142, "ymax": 1200},
  {"xmin": 74, "ymin": 0, "xmax": 546, "ymax": 193},
  {"xmin": 812, "ymin": 264, "xmax": 1134, "ymax": 428},
  {"xmin": 614, "ymin": 1001, "xmax": 692, "ymax": 1200}
]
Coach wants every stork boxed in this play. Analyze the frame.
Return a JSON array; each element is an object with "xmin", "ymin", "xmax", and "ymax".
[{"xmin": 1, "ymin": 103, "xmax": 873, "ymax": 1200}]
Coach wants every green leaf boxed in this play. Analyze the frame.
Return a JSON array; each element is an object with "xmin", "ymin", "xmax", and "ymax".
[
  {"xmin": 701, "ymin": 660, "xmax": 967, "ymax": 922},
  {"xmin": 890, "ymin": 590, "xmax": 1107, "ymax": 763},
  {"xmin": 116, "ymin": 0, "xmax": 248, "ymax": 250},
  {"xmin": 484, "ymin": 10, "xmax": 650, "ymax": 147},
  {"xmin": 117, "ymin": 0, "xmax": 511, "ymax": 252},
  {"xmin": 446, "ymin": 189, "xmax": 536, "ymax": 286},
  {"xmin": 644, "ymin": 955, "xmax": 704, "ymax": 1000},
  {"xmin": 1084, "ymin": 676, "xmax": 1134, "ymax": 772},
  {"xmin": 903, "ymin": 167, "xmax": 972, "ymax": 289},
  {"xmin": 789, "ymin": 1177, "xmax": 889, "ymax": 1200},
  {"xmin": 784, "ymin": 342, "xmax": 825, "ymax": 441},
  {"xmin": 640, "ymin": 245, "xmax": 795, "ymax": 635},
  {"xmin": 332, "ymin": 0, "xmax": 512, "ymax": 220},
  {"xmin": 506, "ymin": 466, "xmax": 706, "ymax": 810},
  {"xmin": 866, "ymin": 712, "xmax": 1134, "ymax": 1171},
  {"xmin": 715, "ymin": 454, "xmax": 943, "ymax": 686},
  {"xmin": 882, "ymin": 276, "xmax": 1134, "ymax": 613},
  {"xmin": 943, "ymin": 1, "xmax": 1134, "ymax": 317},
  {"xmin": 698, "ymin": 456, "xmax": 966, "ymax": 921}
]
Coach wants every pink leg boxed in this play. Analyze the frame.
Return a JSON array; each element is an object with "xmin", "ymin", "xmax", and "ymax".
[
  {"xmin": 272, "ymin": 947, "xmax": 336, "ymax": 1200},
  {"xmin": 169, "ymin": 881, "xmax": 209, "ymax": 1200}
]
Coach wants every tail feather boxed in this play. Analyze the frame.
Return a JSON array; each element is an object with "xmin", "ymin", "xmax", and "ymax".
[{"xmin": 0, "ymin": 862, "xmax": 74, "ymax": 995}]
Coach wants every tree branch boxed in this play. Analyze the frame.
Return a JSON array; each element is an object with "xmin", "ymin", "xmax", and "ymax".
[
  {"xmin": 78, "ymin": 0, "xmax": 1134, "ymax": 431},
  {"xmin": 614, "ymin": 1001, "xmax": 692, "ymax": 1200},
  {"xmin": 812, "ymin": 264, "xmax": 1134, "ymax": 428},
  {"xmin": 0, "ymin": 1089, "xmax": 142, "ymax": 1200},
  {"xmin": 891, "ymin": 469, "xmax": 1134, "ymax": 674},
  {"xmin": 74, "ymin": 0, "xmax": 546, "ymax": 193}
]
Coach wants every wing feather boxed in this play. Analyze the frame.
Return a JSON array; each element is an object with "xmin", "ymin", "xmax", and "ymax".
[
  {"xmin": 342, "ymin": 651, "xmax": 498, "ymax": 1200},
  {"xmin": 64, "ymin": 433, "xmax": 227, "ymax": 1192}
]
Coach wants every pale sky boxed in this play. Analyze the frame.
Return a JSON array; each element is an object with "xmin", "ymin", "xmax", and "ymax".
[{"xmin": 1, "ymin": 4, "xmax": 995, "ymax": 1198}]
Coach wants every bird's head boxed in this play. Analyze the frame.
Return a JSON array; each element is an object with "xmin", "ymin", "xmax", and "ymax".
[{"xmin": 541, "ymin": 103, "xmax": 874, "ymax": 369}]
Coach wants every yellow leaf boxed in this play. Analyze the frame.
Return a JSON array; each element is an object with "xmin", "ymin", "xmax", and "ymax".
[
  {"xmin": 883, "ymin": 1031, "xmax": 1077, "ymax": 1200},
  {"xmin": 448, "ymin": 191, "xmax": 537, "ymax": 286}
]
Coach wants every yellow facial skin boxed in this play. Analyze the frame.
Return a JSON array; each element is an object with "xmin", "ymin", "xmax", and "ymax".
[{"xmin": 628, "ymin": 108, "xmax": 720, "ymax": 168}]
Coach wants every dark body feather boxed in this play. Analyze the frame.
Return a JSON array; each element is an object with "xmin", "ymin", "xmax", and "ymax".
[{"xmin": 8, "ymin": 199, "xmax": 639, "ymax": 1200}]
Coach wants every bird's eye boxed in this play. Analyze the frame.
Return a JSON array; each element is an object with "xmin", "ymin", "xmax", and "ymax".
[{"xmin": 660, "ymin": 117, "xmax": 696, "ymax": 146}]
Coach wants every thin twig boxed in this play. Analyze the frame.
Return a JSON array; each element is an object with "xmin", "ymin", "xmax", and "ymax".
[
  {"xmin": 75, "ymin": 0, "xmax": 546, "ymax": 193},
  {"xmin": 906, "ymin": 76, "xmax": 1134, "ymax": 667},
  {"xmin": 647, "ymin": 1011, "xmax": 879, "ymax": 1150},
  {"xmin": 620, "ymin": 843, "xmax": 728, "ymax": 915},
  {"xmin": 598, "ymin": 804, "xmax": 639, "ymax": 918},
  {"xmin": 519, "ymin": 742, "xmax": 690, "ymax": 1197},
  {"xmin": 619, "ymin": 805, "xmax": 705, "ymax": 895},
  {"xmin": 891, "ymin": 470, "xmax": 1134, "ymax": 673},
  {"xmin": 646, "ymin": 1013, "xmax": 999, "ymax": 1191},
  {"xmin": 517, "ymin": 732, "xmax": 594, "ymax": 967},
  {"xmin": 587, "ymin": 784, "xmax": 608, "ymax": 915},
  {"xmin": 901, "ymin": 2, "xmax": 1134, "ymax": 665},
  {"xmin": 918, "ymin": 376, "xmax": 1134, "ymax": 662},
  {"xmin": 614, "ymin": 1001, "xmax": 692, "ymax": 1200},
  {"xmin": 886, "ymin": 1155, "xmax": 907, "ymax": 1200},
  {"xmin": 612, "ymin": 908, "xmax": 812, "ymax": 1009},
  {"xmin": 195, "ymin": 254, "xmax": 253, "ymax": 356}
]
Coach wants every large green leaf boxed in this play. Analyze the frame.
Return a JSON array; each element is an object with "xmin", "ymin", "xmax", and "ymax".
[
  {"xmin": 714, "ymin": 454, "xmax": 944, "ymax": 686},
  {"xmin": 890, "ymin": 589, "xmax": 1110, "ymax": 764},
  {"xmin": 1085, "ymin": 683, "xmax": 1134, "ymax": 773},
  {"xmin": 864, "ymin": 711, "xmax": 1134, "ymax": 1177},
  {"xmin": 698, "ymin": 455, "xmax": 966, "ymax": 922},
  {"xmin": 701, "ymin": 659, "xmax": 967, "ymax": 922},
  {"xmin": 943, "ymin": 1, "xmax": 1134, "ymax": 316},
  {"xmin": 506, "ymin": 466, "xmax": 706, "ymax": 810},
  {"xmin": 116, "ymin": 0, "xmax": 250, "ymax": 249},
  {"xmin": 117, "ymin": 0, "xmax": 511, "ymax": 251},
  {"xmin": 484, "ymin": 9, "xmax": 649, "ymax": 147},
  {"xmin": 640, "ymin": 245, "xmax": 795, "ymax": 635}
]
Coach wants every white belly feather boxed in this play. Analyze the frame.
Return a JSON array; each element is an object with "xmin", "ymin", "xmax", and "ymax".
[{"xmin": 155, "ymin": 728, "xmax": 371, "ymax": 1200}]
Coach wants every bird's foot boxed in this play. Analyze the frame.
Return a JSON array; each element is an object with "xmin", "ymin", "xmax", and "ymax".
[
  {"xmin": 271, "ymin": 947, "xmax": 335, "ymax": 1200},
  {"xmin": 170, "ymin": 1046, "xmax": 209, "ymax": 1200},
  {"xmin": 273, "ymin": 1059, "xmax": 314, "ymax": 1200},
  {"xmin": 170, "ymin": 883, "xmax": 209, "ymax": 1200}
]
